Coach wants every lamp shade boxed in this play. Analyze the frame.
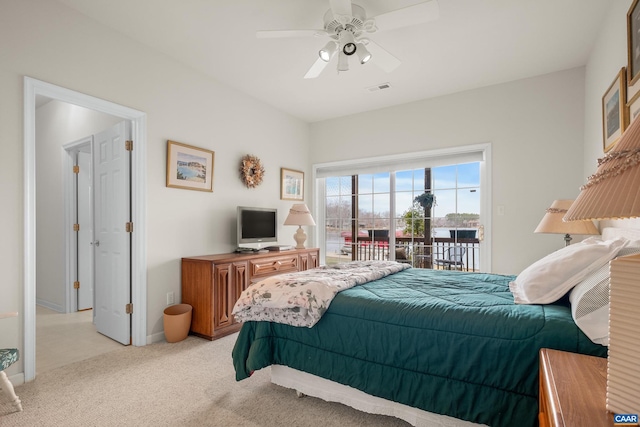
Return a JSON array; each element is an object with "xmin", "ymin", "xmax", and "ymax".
[
  {"xmin": 564, "ymin": 113, "xmax": 640, "ymax": 221},
  {"xmin": 535, "ymin": 199, "xmax": 599, "ymax": 235},
  {"xmin": 563, "ymin": 107, "xmax": 640, "ymax": 415},
  {"xmin": 283, "ymin": 204, "xmax": 316, "ymax": 226}
]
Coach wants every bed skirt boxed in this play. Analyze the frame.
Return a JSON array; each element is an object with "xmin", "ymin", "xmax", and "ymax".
[{"xmin": 270, "ymin": 365, "xmax": 485, "ymax": 427}]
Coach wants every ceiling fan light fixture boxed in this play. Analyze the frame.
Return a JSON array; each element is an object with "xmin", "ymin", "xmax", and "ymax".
[
  {"xmin": 337, "ymin": 50, "xmax": 349, "ymax": 72},
  {"xmin": 319, "ymin": 41, "xmax": 338, "ymax": 62},
  {"xmin": 356, "ymin": 43, "xmax": 372, "ymax": 64},
  {"xmin": 339, "ymin": 30, "xmax": 357, "ymax": 56}
]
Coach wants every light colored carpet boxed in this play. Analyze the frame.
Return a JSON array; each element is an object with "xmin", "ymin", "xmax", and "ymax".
[{"xmin": 0, "ymin": 333, "xmax": 409, "ymax": 426}]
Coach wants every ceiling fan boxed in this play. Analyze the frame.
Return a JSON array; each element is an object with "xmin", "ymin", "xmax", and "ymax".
[{"xmin": 256, "ymin": 0, "xmax": 440, "ymax": 79}]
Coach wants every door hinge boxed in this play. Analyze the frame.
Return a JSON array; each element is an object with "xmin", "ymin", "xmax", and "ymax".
[
  {"xmin": 125, "ymin": 140, "xmax": 133, "ymax": 151},
  {"xmin": 73, "ymin": 165, "xmax": 80, "ymax": 174},
  {"xmin": 73, "ymin": 281, "xmax": 80, "ymax": 289},
  {"xmin": 126, "ymin": 303, "xmax": 133, "ymax": 314},
  {"xmin": 126, "ymin": 222, "xmax": 133, "ymax": 233},
  {"xmin": 73, "ymin": 223, "xmax": 80, "ymax": 231}
]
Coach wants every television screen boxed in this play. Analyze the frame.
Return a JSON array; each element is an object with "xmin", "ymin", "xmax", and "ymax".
[{"xmin": 237, "ymin": 206, "xmax": 277, "ymax": 244}]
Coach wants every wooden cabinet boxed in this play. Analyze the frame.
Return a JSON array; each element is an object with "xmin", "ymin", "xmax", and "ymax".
[
  {"xmin": 181, "ymin": 248, "xmax": 319, "ymax": 340},
  {"xmin": 538, "ymin": 348, "xmax": 612, "ymax": 427}
]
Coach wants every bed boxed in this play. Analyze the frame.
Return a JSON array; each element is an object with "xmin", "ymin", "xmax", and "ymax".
[{"xmin": 231, "ymin": 228, "xmax": 638, "ymax": 427}]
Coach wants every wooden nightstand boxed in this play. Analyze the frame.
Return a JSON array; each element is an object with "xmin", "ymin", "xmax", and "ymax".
[{"xmin": 538, "ymin": 348, "xmax": 612, "ymax": 427}]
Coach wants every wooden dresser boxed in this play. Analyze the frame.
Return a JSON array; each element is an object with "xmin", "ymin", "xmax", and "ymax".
[
  {"xmin": 538, "ymin": 348, "xmax": 612, "ymax": 427},
  {"xmin": 181, "ymin": 248, "xmax": 319, "ymax": 340}
]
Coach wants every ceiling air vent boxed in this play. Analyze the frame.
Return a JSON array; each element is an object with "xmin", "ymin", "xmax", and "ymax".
[{"xmin": 366, "ymin": 82, "xmax": 392, "ymax": 93}]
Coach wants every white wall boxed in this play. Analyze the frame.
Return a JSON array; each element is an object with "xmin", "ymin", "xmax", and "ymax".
[
  {"xmin": 583, "ymin": 0, "xmax": 633, "ymax": 174},
  {"xmin": 310, "ymin": 68, "xmax": 588, "ymax": 275},
  {"xmin": 0, "ymin": 0, "xmax": 310, "ymax": 375},
  {"xmin": 36, "ymin": 100, "xmax": 122, "ymax": 311},
  {"xmin": 582, "ymin": 0, "xmax": 640, "ymax": 231}
]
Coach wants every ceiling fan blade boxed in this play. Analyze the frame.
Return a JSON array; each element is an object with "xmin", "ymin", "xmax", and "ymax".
[
  {"xmin": 256, "ymin": 29, "xmax": 327, "ymax": 39},
  {"xmin": 366, "ymin": 40, "xmax": 401, "ymax": 73},
  {"xmin": 329, "ymin": 0, "xmax": 352, "ymax": 19},
  {"xmin": 304, "ymin": 56, "xmax": 330, "ymax": 79},
  {"xmin": 372, "ymin": 0, "xmax": 440, "ymax": 32}
]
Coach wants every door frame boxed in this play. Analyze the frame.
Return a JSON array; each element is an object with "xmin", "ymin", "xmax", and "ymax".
[
  {"xmin": 63, "ymin": 137, "xmax": 93, "ymax": 313},
  {"xmin": 23, "ymin": 77, "xmax": 148, "ymax": 381}
]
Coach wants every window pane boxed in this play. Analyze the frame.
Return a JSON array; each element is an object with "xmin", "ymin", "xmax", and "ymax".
[
  {"xmin": 432, "ymin": 189, "xmax": 457, "ymax": 226},
  {"xmin": 396, "ymin": 169, "xmax": 426, "ymax": 191},
  {"xmin": 326, "ymin": 196, "xmax": 351, "ymax": 219},
  {"xmin": 373, "ymin": 193, "xmax": 390, "ymax": 216},
  {"xmin": 325, "ymin": 196, "xmax": 341, "ymax": 219},
  {"xmin": 395, "ymin": 191, "xmax": 417, "ymax": 217},
  {"xmin": 459, "ymin": 188, "xmax": 480, "ymax": 214},
  {"xmin": 458, "ymin": 163, "xmax": 480, "ymax": 187},
  {"xmin": 373, "ymin": 172, "xmax": 390, "ymax": 192},
  {"xmin": 414, "ymin": 169, "xmax": 426, "ymax": 190},
  {"xmin": 326, "ymin": 177, "xmax": 340, "ymax": 196},
  {"xmin": 395, "ymin": 170, "xmax": 413, "ymax": 191},
  {"xmin": 432, "ymin": 165, "xmax": 456, "ymax": 190},
  {"xmin": 358, "ymin": 194, "xmax": 373, "ymax": 221},
  {"xmin": 340, "ymin": 176, "xmax": 353, "ymax": 195},
  {"xmin": 358, "ymin": 174, "xmax": 373, "ymax": 194}
]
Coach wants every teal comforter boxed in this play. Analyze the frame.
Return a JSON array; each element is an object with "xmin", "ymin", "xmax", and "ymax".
[{"xmin": 232, "ymin": 268, "xmax": 607, "ymax": 427}]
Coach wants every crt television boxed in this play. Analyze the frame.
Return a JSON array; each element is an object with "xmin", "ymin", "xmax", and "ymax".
[{"xmin": 237, "ymin": 206, "xmax": 278, "ymax": 245}]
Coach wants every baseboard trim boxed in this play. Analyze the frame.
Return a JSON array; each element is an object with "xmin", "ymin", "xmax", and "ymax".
[
  {"xmin": 36, "ymin": 300, "xmax": 64, "ymax": 313},
  {"xmin": 148, "ymin": 331, "xmax": 166, "ymax": 344}
]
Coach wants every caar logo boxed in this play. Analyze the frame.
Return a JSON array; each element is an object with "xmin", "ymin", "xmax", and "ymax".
[{"xmin": 614, "ymin": 414, "xmax": 639, "ymax": 426}]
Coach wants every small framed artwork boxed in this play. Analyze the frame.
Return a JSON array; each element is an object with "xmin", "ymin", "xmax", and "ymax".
[
  {"xmin": 602, "ymin": 68, "xmax": 627, "ymax": 152},
  {"xmin": 280, "ymin": 168, "xmax": 304, "ymax": 200},
  {"xmin": 628, "ymin": 90, "xmax": 640, "ymax": 126},
  {"xmin": 628, "ymin": 0, "xmax": 640, "ymax": 86},
  {"xmin": 166, "ymin": 140, "xmax": 215, "ymax": 192}
]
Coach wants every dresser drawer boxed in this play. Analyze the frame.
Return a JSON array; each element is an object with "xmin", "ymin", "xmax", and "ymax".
[{"xmin": 249, "ymin": 254, "xmax": 299, "ymax": 280}]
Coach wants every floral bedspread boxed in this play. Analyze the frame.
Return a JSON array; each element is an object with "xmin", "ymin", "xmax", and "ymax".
[{"xmin": 232, "ymin": 260, "xmax": 411, "ymax": 327}]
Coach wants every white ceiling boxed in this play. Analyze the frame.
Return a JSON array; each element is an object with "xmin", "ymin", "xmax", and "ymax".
[{"xmin": 55, "ymin": 0, "xmax": 612, "ymax": 123}]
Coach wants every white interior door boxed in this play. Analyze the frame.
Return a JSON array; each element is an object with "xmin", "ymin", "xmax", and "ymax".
[
  {"xmin": 77, "ymin": 149, "xmax": 93, "ymax": 310},
  {"xmin": 94, "ymin": 121, "xmax": 131, "ymax": 345}
]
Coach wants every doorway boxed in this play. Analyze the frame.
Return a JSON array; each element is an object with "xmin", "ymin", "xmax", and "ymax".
[{"xmin": 24, "ymin": 77, "xmax": 148, "ymax": 381}]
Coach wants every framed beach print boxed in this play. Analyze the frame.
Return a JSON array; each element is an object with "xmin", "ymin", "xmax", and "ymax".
[
  {"xmin": 628, "ymin": 90, "xmax": 640, "ymax": 126},
  {"xmin": 602, "ymin": 68, "xmax": 627, "ymax": 153},
  {"xmin": 628, "ymin": 0, "xmax": 640, "ymax": 86},
  {"xmin": 166, "ymin": 140, "xmax": 215, "ymax": 192},
  {"xmin": 280, "ymin": 168, "xmax": 304, "ymax": 200}
]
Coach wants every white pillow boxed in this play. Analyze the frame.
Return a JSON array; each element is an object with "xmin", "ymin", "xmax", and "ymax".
[
  {"xmin": 570, "ymin": 246, "xmax": 640, "ymax": 346},
  {"xmin": 509, "ymin": 237, "xmax": 628, "ymax": 304}
]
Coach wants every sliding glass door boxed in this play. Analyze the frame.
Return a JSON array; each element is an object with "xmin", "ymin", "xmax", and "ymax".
[{"xmin": 322, "ymin": 162, "xmax": 483, "ymax": 271}]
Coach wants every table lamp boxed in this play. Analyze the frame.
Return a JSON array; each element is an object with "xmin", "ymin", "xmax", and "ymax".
[
  {"xmin": 534, "ymin": 199, "xmax": 599, "ymax": 246},
  {"xmin": 284, "ymin": 204, "xmax": 316, "ymax": 249},
  {"xmin": 564, "ymin": 114, "xmax": 640, "ymax": 415}
]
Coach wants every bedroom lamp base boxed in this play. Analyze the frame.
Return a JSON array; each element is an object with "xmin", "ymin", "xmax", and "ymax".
[{"xmin": 293, "ymin": 226, "xmax": 307, "ymax": 249}]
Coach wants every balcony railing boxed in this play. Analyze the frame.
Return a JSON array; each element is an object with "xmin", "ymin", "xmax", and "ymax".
[{"xmin": 341, "ymin": 235, "xmax": 480, "ymax": 272}]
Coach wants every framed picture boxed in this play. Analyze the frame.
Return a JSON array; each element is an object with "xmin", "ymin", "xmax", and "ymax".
[
  {"xmin": 628, "ymin": 0, "xmax": 640, "ymax": 86},
  {"xmin": 602, "ymin": 68, "xmax": 627, "ymax": 153},
  {"xmin": 166, "ymin": 140, "xmax": 215, "ymax": 192},
  {"xmin": 280, "ymin": 168, "xmax": 304, "ymax": 200},
  {"xmin": 628, "ymin": 90, "xmax": 640, "ymax": 126}
]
